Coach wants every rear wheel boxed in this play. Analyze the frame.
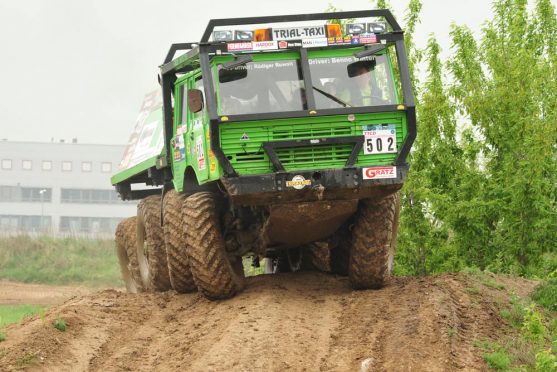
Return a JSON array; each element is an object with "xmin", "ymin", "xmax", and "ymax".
[
  {"xmin": 163, "ymin": 189, "xmax": 196, "ymax": 293},
  {"xmin": 183, "ymin": 192, "xmax": 244, "ymax": 300},
  {"xmin": 115, "ymin": 217, "xmax": 142, "ymax": 293},
  {"xmin": 137, "ymin": 195, "xmax": 172, "ymax": 291},
  {"xmin": 349, "ymin": 192, "xmax": 400, "ymax": 289}
]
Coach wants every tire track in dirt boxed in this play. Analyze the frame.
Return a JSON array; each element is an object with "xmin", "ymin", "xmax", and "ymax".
[{"xmin": 0, "ymin": 273, "xmax": 535, "ymax": 371}]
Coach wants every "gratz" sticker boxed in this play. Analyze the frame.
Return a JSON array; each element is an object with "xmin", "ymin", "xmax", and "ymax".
[{"xmin": 362, "ymin": 166, "xmax": 397, "ymax": 180}]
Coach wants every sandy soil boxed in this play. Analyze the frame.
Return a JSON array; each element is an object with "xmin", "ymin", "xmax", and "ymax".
[
  {"xmin": 0, "ymin": 272, "xmax": 536, "ymax": 371},
  {"xmin": 0, "ymin": 281, "xmax": 92, "ymax": 306}
]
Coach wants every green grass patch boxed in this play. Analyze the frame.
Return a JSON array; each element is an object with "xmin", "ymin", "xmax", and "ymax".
[
  {"xmin": 53, "ymin": 317, "xmax": 66, "ymax": 332},
  {"xmin": 0, "ymin": 305, "xmax": 45, "ymax": 328},
  {"xmin": 483, "ymin": 351, "xmax": 512, "ymax": 370},
  {"xmin": 0, "ymin": 235, "xmax": 121, "ymax": 287},
  {"xmin": 532, "ymin": 278, "xmax": 557, "ymax": 312}
]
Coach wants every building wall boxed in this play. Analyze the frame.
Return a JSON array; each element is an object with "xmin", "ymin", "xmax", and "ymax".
[{"xmin": 0, "ymin": 141, "xmax": 137, "ymax": 237}]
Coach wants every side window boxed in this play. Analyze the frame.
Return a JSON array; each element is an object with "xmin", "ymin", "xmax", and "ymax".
[
  {"xmin": 194, "ymin": 77, "xmax": 206, "ymax": 120},
  {"xmin": 180, "ymin": 85, "xmax": 188, "ymax": 124}
]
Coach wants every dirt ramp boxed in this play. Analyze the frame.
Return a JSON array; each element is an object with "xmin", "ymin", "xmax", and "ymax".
[{"xmin": 0, "ymin": 273, "xmax": 535, "ymax": 371}]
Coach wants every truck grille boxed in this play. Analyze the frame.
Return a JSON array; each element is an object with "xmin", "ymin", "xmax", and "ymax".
[{"xmin": 220, "ymin": 114, "xmax": 406, "ymax": 175}]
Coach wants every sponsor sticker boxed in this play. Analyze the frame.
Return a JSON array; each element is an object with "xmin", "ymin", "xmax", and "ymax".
[
  {"xmin": 195, "ymin": 136, "xmax": 206, "ymax": 170},
  {"xmin": 272, "ymin": 26, "xmax": 326, "ymax": 40},
  {"xmin": 286, "ymin": 175, "xmax": 312, "ymax": 189},
  {"xmin": 350, "ymin": 36, "xmax": 361, "ymax": 45},
  {"xmin": 227, "ymin": 42, "xmax": 252, "ymax": 51},
  {"xmin": 359, "ymin": 33, "xmax": 378, "ymax": 44},
  {"xmin": 302, "ymin": 38, "xmax": 328, "ymax": 48},
  {"xmin": 252, "ymin": 41, "xmax": 278, "ymax": 50},
  {"xmin": 362, "ymin": 166, "xmax": 397, "ymax": 180},
  {"xmin": 278, "ymin": 40, "xmax": 302, "ymax": 48},
  {"xmin": 327, "ymin": 35, "xmax": 352, "ymax": 45}
]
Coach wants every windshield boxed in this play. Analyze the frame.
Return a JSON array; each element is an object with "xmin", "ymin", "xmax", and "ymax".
[
  {"xmin": 217, "ymin": 60, "xmax": 305, "ymax": 115},
  {"xmin": 309, "ymin": 54, "xmax": 397, "ymax": 109}
]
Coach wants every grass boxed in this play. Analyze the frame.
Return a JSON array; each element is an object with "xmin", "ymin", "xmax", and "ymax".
[
  {"xmin": 0, "ymin": 305, "xmax": 45, "ymax": 328},
  {"xmin": 0, "ymin": 235, "xmax": 121, "ymax": 287},
  {"xmin": 15, "ymin": 352, "xmax": 37, "ymax": 369},
  {"xmin": 483, "ymin": 351, "xmax": 511, "ymax": 370},
  {"xmin": 532, "ymin": 278, "xmax": 557, "ymax": 312},
  {"xmin": 53, "ymin": 317, "xmax": 66, "ymax": 332}
]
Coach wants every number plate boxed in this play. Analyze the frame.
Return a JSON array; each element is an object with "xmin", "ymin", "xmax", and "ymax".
[{"xmin": 363, "ymin": 125, "xmax": 397, "ymax": 155}]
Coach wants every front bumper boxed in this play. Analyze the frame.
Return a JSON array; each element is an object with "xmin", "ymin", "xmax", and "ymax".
[{"xmin": 220, "ymin": 164, "xmax": 408, "ymax": 205}]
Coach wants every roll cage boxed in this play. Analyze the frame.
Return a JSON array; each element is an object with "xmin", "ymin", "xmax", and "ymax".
[{"xmin": 158, "ymin": 9, "xmax": 416, "ymax": 178}]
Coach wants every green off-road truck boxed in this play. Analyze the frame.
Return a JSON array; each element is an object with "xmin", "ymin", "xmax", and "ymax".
[{"xmin": 112, "ymin": 9, "xmax": 416, "ymax": 299}]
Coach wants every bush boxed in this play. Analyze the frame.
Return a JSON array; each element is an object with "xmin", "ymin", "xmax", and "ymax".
[{"xmin": 532, "ymin": 278, "xmax": 557, "ymax": 312}]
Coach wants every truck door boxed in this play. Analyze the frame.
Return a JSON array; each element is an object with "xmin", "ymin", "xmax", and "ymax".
[
  {"xmin": 186, "ymin": 75, "xmax": 210, "ymax": 183},
  {"xmin": 170, "ymin": 81, "xmax": 188, "ymax": 192}
]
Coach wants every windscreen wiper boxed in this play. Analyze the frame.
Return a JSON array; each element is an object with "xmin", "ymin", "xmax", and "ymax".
[{"xmin": 312, "ymin": 86, "xmax": 353, "ymax": 108}]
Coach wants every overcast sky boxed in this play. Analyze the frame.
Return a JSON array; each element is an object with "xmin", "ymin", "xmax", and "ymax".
[{"xmin": 0, "ymin": 0, "xmax": 552, "ymax": 145}]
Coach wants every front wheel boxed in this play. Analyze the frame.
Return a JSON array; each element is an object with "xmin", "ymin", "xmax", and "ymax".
[
  {"xmin": 349, "ymin": 192, "xmax": 400, "ymax": 289},
  {"xmin": 183, "ymin": 192, "xmax": 244, "ymax": 300}
]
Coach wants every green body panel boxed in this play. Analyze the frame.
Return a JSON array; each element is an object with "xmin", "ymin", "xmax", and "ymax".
[{"xmin": 220, "ymin": 112, "xmax": 407, "ymax": 175}]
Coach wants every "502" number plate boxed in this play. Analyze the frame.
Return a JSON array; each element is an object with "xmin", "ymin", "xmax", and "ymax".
[{"xmin": 363, "ymin": 125, "xmax": 397, "ymax": 155}]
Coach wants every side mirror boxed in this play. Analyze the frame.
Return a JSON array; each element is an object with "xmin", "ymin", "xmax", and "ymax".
[
  {"xmin": 347, "ymin": 58, "xmax": 376, "ymax": 78},
  {"xmin": 187, "ymin": 89, "xmax": 204, "ymax": 113},
  {"xmin": 219, "ymin": 67, "xmax": 248, "ymax": 83}
]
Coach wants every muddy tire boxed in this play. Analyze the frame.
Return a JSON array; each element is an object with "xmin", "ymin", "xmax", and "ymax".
[
  {"xmin": 349, "ymin": 192, "xmax": 400, "ymax": 289},
  {"xmin": 307, "ymin": 243, "xmax": 332, "ymax": 272},
  {"xmin": 183, "ymin": 192, "xmax": 244, "ymax": 300},
  {"xmin": 137, "ymin": 195, "xmax": 172, "ymax": 291},
  {"xmin": 115, "ymin": 217, "xmax": 143, "ymax": 293},
  {"xmin": 163, "ymin": 189, "xmax": 196, "ymax": 293}
]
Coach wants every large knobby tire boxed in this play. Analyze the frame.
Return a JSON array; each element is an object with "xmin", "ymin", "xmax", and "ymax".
[
  {"xmin": 115, "ymin": 217, "xmax": 142, "ymax": 293},
  {"xmin": 137, "ymin": 195, "xmax": 172, "ymax": 291},
  {"xmin": 306, "ymin": 243, "xmax": 332, "ymax": 273},
  {"xmin": 349, "ymin": 192, "xmax": 400, "ymax": 289},
  {"xmin": 163, "ymin": 189, "xmax": 196, "ymax": 293},
  {"xmin": 183, "ymin": 192, "xmax": 244, "ymax": 300}
]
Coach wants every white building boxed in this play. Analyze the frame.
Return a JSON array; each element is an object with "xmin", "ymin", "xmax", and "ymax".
[{"xmin": 0, "ymin": 140, "xmax": 136, "ymax": 237}]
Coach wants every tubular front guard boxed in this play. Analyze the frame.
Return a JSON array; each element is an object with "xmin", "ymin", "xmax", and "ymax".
[{"xmin": 220, "ymin": 164, "xmax": 408, "ymax": 205}]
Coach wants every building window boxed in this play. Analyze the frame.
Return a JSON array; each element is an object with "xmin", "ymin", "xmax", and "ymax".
[
  {"xmin": 101, "ymin": 162, "xmax": 112, "ymax": 173},
  {"xmin": 61, "ymin": 188, "xmax": 125, "ymax": 204},
  {"xmin": 42, "ymin": 161, "xmax": 52, "ymax": 171},
  {"xmin": 0, "ymin": 186, "xmax": 52, "ymax": 202},
  {"xmin": 59, "ymin": 216, "xmax": 121, "ymax": 233},
  {"xmin": 0, "ymin": 215, "xmax": 51, "ymax": 232},
  {"xmin": 1, "ymin": 159, "xmax": 12, "ymax": 170},
  {"xmin": 22, "ymin": 160, "xmax": 32, "ymax": 170},
  {"xmin": 81, "ymin": 162, "xmax": 92, "ymax": 172},
  {"xmin": 62, "ymin": 161, "xmax": 72, "ymax": 172}
]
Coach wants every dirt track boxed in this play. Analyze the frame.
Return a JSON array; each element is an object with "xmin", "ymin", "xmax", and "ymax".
[
  {"xmin": 0, "ymin": 272, "xmax": 536, "ymax": 371},
  {"xmin": 0, "ymin": 281, "xmax": 91, "ymax": 306}
]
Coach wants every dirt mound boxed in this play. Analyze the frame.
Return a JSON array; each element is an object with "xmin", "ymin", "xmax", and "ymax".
[{"xmin": 0, "ymin": 273, "xmax": 536, "ymax": 371}]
